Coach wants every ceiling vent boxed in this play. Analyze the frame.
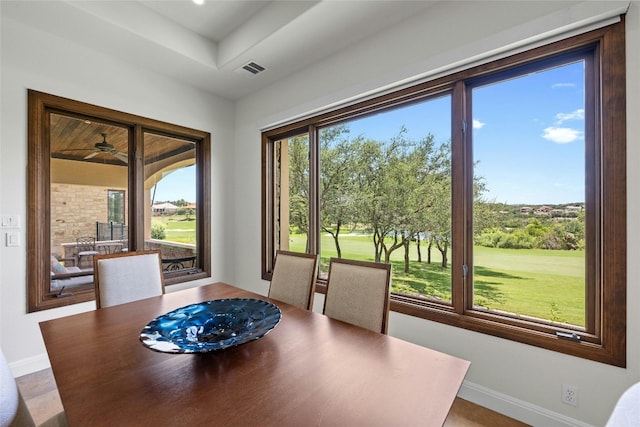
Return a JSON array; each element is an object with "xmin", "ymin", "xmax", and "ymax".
[{"xmin": 235, "ymin": 61, "xmax": 267, "ymax": 78}]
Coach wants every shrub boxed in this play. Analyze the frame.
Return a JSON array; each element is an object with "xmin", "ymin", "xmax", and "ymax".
[
  {"xmin": 151, "ymin": 221, "xmax": 166, "ymax": 240},
  {"xmin": 495, "ymin": 229, "xmax": 534, "ymax": 249}
]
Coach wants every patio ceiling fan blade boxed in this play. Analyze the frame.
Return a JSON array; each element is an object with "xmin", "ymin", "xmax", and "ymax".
[
  {"xmin": 112, "ymin": 151, "xmax": 128, "ymax": 164},
  {"xmin": 58, "ymin": 133, "xmax": 126, "ymax": 163}
]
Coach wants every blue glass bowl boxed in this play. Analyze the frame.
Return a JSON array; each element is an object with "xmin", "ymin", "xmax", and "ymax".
[{"xmin": 140, "ymin": 298, "xmax": 281, "ymax": 353}]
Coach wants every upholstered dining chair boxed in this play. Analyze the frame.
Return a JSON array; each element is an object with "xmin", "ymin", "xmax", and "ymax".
[
  {"xmin": 0, "ymin": 348, "xmax": 68, "ymax": 427},
  {"xmin": 268, "ymin": 250, "xmax": 319, "ymax": 310},
  {"xmin": 93, "ymin": 250, "xmax": 165, "ymax": 309},
  {"xmin": 323, "ymin": 258, "xmax": 392, "ymax": 334}
]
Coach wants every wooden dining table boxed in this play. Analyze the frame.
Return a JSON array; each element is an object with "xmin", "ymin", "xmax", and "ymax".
[{"xmin": 40, "ymin": 282, "xmax": 470, "ymax": 426}]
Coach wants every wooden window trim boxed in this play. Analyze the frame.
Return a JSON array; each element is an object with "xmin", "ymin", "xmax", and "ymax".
[
  {"xmin": 28, "ymin": 90, "xmax": 211, "ymax": 312},
  {"xmin": 262, "ymin": 20, "xmax": 626, "ymax": 366}
]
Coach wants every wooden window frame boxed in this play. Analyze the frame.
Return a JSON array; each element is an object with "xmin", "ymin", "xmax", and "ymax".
[
  {"xmin": 28, "ymin": 90, "xmax": 211, "ymax": 312},
  {"xmin": 262, "ymin": 21, "xmax": 626, "ymax": 366}
]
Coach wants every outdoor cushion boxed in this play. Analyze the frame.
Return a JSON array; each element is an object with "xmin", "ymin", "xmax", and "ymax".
[{"xmin": 50, "ymin": 256, "xmax": 68, "ymax": 275}]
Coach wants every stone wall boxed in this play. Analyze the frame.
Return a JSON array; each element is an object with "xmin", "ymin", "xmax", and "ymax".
[
  {"xmin": 51, "ymin": 183, "xmax": 112, "ymax": 255},
  {"xmin": 146, "ymin": 239, "xmax": 196, "ymax": 259}
]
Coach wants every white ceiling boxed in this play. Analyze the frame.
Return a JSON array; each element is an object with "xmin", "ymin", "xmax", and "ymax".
[
  {"xmin": 139, "ymin": 1, "xmax": 275, "ymax": 43},
  {"xmin": 2, "ymin": 0, "xmax": 438, "ymax": 100}
]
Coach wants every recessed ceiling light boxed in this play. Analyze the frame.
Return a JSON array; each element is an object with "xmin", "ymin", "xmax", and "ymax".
[{"xmin": 193, "ymin": 0, "xmax": 204, "ymax": 5}]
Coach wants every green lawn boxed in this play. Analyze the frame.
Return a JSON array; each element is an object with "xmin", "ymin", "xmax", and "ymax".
[
  {"xmin": 289, "ymin": 233, "xmax": 585, "ymax": 326},
  {"xmin": 154, "ymin": 217, "xmax": 196, "ymax": 244},
  {"xmin": 152, "ymin": 221, "xmax": 586, "ymax": 326},
  {"xmin": 473, "ymin": 246, "xmax": 584, "ymax": 325}
]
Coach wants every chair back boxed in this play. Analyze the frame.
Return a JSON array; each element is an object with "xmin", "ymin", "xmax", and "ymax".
[
  {"xmin": 76, "ymin": 236, "xmax": 99, "ymax": 268},
  {"xmin": 93, "ymin": 250, "xmax": 165, "ymax": 309},
  {"xmin": 268, "ymin": 250, "xmax": 318, "ymax": 310},
  {"xmin": 323, "ymin": 258, "xmax": 391, "ymax": 334},
  {"xmin": 76, "ymin": 236, "xmax": 96, "ymax": 252}
]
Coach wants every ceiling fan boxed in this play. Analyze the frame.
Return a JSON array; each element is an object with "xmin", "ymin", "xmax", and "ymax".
[{"xmin": 64, "ymin": 133, "xmax": 128, "ymax": 164}]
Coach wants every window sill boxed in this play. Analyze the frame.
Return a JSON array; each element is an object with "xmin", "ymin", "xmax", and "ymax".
[{"xmin": 388, "ymin": 294, "xmax": 622, "ymax": 367}]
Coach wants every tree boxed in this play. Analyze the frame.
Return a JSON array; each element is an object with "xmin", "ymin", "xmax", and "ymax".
[
  {"xmin": 377, "ymin": 128, "xmax": 413, "ymax": 264},
  {"xmin": 319, "ymin": 125, "xmax": 360, "ymax": 258},
  {"xmin": 287, "ymin": 135, "xmax": 311, "ymax": 250},
  {"xmin": 416, "ymin": 140, "xmax": 451, "ymax": 269},
  {"xmin": 423, "ymin": 176, "xmax": 451, "ymax": 268},
  {"xmin": 354, "ymin": 135, "xmax": 402, "ymax": 263},
  {"xmin": 397, "ymin": 134, "xmax": 450, "ymax": 272}
]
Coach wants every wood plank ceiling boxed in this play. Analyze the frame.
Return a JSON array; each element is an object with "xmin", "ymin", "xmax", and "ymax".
[{"xmin": 50, "ymin": 113, "xmax": 195, "ymax": 167}]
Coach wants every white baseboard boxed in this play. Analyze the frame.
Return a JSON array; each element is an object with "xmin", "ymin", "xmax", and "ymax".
[
  {"xmin": 459, "ymin": 380, "xmax": 593, "ymax": 427},
  {"xmin": 10, "ymin": 353, "xmax": 51, "ymax": 378}
]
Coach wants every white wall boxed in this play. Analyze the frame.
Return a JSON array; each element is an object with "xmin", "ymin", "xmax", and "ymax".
[
  {"xmin": 0, "ymin": 15, "xmax": 236, "ymax": 371},
  {"xmin": 234, "ymin": 1, "xmax": 638, "ymax": 426}
]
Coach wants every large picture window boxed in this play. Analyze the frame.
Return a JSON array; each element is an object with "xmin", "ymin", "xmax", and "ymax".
[
  {"xmin": 262, "ymin": 21, "xmax": 626, "ymax": 365},
  {"xmin": 29, "ymin": 90, "xmax": 211, "ymax": 311}
]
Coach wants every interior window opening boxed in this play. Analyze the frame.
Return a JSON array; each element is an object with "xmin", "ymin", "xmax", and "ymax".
[{"xmin": 29, "ymin": 90, "xmax": 211, "ymax": 311}]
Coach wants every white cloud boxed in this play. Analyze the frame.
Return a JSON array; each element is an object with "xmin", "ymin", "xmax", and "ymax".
[
  {"xmin": 552, "ymin": 83, "xmax": 576, "ymax": 89},
  {"xmin": 472, "ymin": 119, "xmax": 485, "ymax": 129},
  {"xmin": 542, "ymin": 127, "xmax": 583, "ymax": 144},
  {"xmin": 555, "ymin": 109, "xmax": 584, "ymax": 125}
]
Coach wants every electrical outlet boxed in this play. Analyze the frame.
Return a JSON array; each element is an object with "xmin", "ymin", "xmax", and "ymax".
[{"xmin": 562, "ymin": 384, "xmax": 578, "ymax": 407}]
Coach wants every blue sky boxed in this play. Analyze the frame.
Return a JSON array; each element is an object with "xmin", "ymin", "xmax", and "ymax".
[
  {"xmin": 472, "ymin": 61, "xmax": 584, "ymax": 205},
  {"xmin": 156, "ymin": 61, "xmax": 584, "ymax": 206},
  {"xmin": 347, "ymin": 60, "xmax": 585, "ymax": 205},
  {"xmin": 152, "ymin": 165, "xmax": 196, "ymax": 203}
]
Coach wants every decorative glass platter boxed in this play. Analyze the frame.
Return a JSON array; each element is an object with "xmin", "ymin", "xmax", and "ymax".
[{"xmin": 140, "ymin": 298, "xmax": 281, "ymax": 353}]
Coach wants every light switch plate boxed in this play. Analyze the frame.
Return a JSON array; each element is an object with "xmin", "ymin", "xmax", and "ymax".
[
  {"xmin": 6, "ymin": 232, "xmax": 20, "ymax": 247},
  {"xmin": 1, "ymin": 215, "xmax": 20, "ymax": 228}
]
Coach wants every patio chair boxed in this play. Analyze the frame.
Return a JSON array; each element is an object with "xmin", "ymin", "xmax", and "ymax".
[
  {"xmin": 0, "ymin": 347, "xmax": 68, "ymax": 427},
  {"xmin": 323, "ymin": 258, "xmax": 391, "ymax": 334},
  {"xmin": 93, "ymin": 250, "xmax": 165, "ymax": 309},
  {"xmin": 75, "ymin": 236, "xmax": 99, "ymax": 268},
  {"xmin": 118, "ymin": 235, "xmax": 128, "ymax": 252},
  {"xmin": 268, "ymin": 250, "xmax": 319, "ymax": 310}
]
